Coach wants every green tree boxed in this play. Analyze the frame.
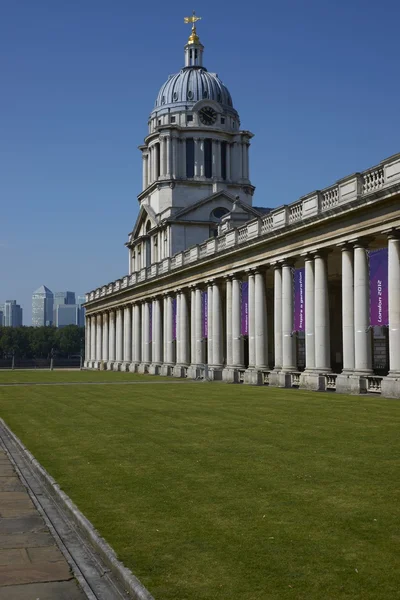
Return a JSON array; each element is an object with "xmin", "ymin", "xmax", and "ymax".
[{"xmin": 56, "ymin": 325, "xmax": 83, "ymax": 357}]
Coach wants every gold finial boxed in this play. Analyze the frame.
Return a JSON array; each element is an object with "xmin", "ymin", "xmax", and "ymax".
[{"xmin": 184, "ymin": 10, "xmax": 202, "ymax": 44}]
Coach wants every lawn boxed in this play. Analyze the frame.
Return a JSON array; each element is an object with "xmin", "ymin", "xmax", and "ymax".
[
  {"xmin": 0, "ymin": 373, "xmax": 399, "ymax": 600},
  {"xmin": 0, "ymin": 369, "xmax": 169, "ymax": 384}
]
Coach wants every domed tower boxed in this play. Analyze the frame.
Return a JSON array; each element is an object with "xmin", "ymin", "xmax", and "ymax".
[{"xmin": 127, "ymin": 14, "xmax": 258, "ymax": 274}]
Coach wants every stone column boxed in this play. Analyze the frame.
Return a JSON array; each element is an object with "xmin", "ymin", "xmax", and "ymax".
[
  {"xmin": 133, "ymin": 304, "xmax": 141, "ymax": 364},
  {"xmin": 225, "ymin": 277, "xmax": 233, "ymax": 366},
  {"xmin": 273, "ymin": 266, "xmax": 282, "ymax": 370},
  {"xmin": 96, "ymin": 314, "xmax": 102, "ymax": 363},
  {"xmin": 232, "ymin": 276, "xmax": 243, "ymax": 367},
  {"xmin": 241, "ymin": 142, "xmax": 246, "ymax": 180},
  {"xmin": 85, "ymin": 315, "xmax": 90, "ymax": 364},
  {"xmin": 115, "ymin": 308, "xmax": 123, "ymax": 364},
  {"xmin": 166, "ymin": 136, "xmax": 171, "ymax": 178},
  {"xmin": 194, "ymin": 138, "xmax": 201, "ymax": 177},
  {"xmin": 354, "ymin": 243, "xmax": 372, "ymax": 373},
  {"xmin": 212, "ymin": 140, "xmax": 218, "ymax": 178},
  {"xmin": 207, "ymin": 283, "xmax": 213, "ymax": 366},
  {"xmin": 314, "ymin": 251, "xmax": 331, "ymax": 371},
  {"xmin": 176, "ymin": 293, "xmax": 181, "ymax": 364},
  {"xmin": 142, "ymin": 153, "xmax": 148, "ymax": 190},
  {"xmin": 108, "ymin": 310, "xmax": 116, "ymax": 362},
  {"xmin": 102, "ymin": 312, "xmax": 109, "ymax": 362},
  {"xmin": 255, "ymin": 269, "xmax": 268, "ymax": 369},
  {"xmin": 212, "ymin": 281, "xmax": 223, "ymax": 368},
  {"xmin": 90, "ymin": 315, "xmax": 96, "ymax": 364},
  {"xmin": 180, "ymin": 291, "xmax": 190, "ymax": 365},
  {"xmin": 142, "ymin": 302, "xmax": 151, "ymax": 364},
  {"xmin": 248, "ymin": 271, "xmax": 256, "ymax": 368},
  {"xmin": 172, "ymin": 136, "xmax": 178, "ymax": 178},
  {"xmin": 226, "ymin": 143, "xmax": 231, "ymax": 180},
  {"xmin": 341, "ymin": 245, "xmax": 355, "ymax": 371},
  {"xmin": 195, "ymin": 287, "xmax": 204, "ymax": 366},
  {"xmin": 153, "ymin": 298, "xmax": 162, "ymax": 365},
  {"xmin": 388, "ymin": 235, "xmax": 400, "ymax": 374},
  {"xmin": 165, "ymin": 295, "xmax": 174, "ymax": 365},
  {"xmin": 215, "ymin": 140, "xmax": 221, "ymax": 178},
  {"xmin": 190, "ymin": 288, "xmax": 196, "ymax": 362},
  {"xmin": 304, "ymin": 256, "xmax": 315, "ymax": 370},
  {"xmin": 282, "ymin": 263, "xmax": 296, "ymax": 371},
  {"xmin": 123, "ymin": 305, "xmax": 132, "ymax": 364}
]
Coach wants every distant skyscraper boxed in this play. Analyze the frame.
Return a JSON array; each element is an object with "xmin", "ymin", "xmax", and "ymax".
[
  {"xmin": 54, "ymin": 304, "xmax": 80, "ymax": 328},
  {"xmin": 77, "ymin": 295, "xmax": 86, "ymax": 327},
  {"xmin": 0, "ymin": 308, "xmax": 3, "ymax": 327},
  {"xmin": 1, "ymin": 300, "xmax": 23, "ymax": 327},
  {"xmin": 54, "ymin": 291, "xmax": 76, "ymax": 307},
  {"xmin": 32, "ymin": 286, "xmax": 54, "ymax": 326}
]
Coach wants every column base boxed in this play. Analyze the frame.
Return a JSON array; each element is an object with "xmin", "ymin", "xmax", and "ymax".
[
  {"xmin": 381, "ymin": 374, "xmax": 400, "ymax": 399},
  {"xmin": 336, "ymin": 373, "xmax": 369, "ymax": 394},
  {"xmin": 138, "ymin": 363, "xmax": 150, "ymax": 374},
  {"xmin": 173, "ymin": 365, "xmax": 188, "ymax": 378},
  {"xmin": 222, "ymin": 367, "xmax": 243, "ymax": 383},
  {"xmin": 92, "ymin": 361, "xmax": 100, "ymax": 370},
  {"xmin": 106, "ymin": 360, "xmax": 115, "ymax": 371},
  {"xmin": 149, "ymin": 364, "xmax": 161, "ymax": 375},
  {"xmin": 299, "ymin": 370, "xmax": 330, "ymax": 392},
  {"xmin": 187, "ymin": 365, "xmax": 206, "ymax": 380},
  {"xmin": 120, "ymin": 362, "xmax": 131, "ymax": 372},
  {"xmin": 206, "ymin": 366, "xmax": 223, "ymax": 381},
  {"xmin": 129, "ymin": 363, "xmax": 139, "ymax": 373},
  {"xmin": 160, "ymin": 365, "xmax": 173, "ymax": 377},
  {"xmin": 243, "ymin": 369, "xmax": 265, "ymax": 386},
  {"xmin": 112, "ymin": 362, "xmax": 122, "ymax": 372}
]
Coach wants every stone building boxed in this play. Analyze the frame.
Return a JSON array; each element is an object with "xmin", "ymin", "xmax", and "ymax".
[{"xmin": 84, "ymin": 19, "xmax": 400, "ymax": 399}]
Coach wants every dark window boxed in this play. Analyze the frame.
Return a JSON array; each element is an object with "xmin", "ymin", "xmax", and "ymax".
[
  {"xmin": 158, "ymin": 119, "xmax": 162, "ymax": 126},
  {"xmin": 195, "ymin": 49, "xmax": 198, "ymax": 60},
  {"xmin": 187, "ymin": 114, "xmax": 193, "ymax": 122},
  {"xmin": 221, "ymin": 117, "xmax": 225, "ymax": 124},
  {"xmin": 155, "ymin": 143, "xmax": 160, "ymax": 179},
  {"xmin": 186, "ymin": 138, "xmax": 194, "ymax": 178},
  {"xmin": 171, "ymin": 116, "xmax": 176, "ymax": 123},
  {"xmin": 204, "ymin": 138, "xmax": 212, "ymax": 179},
  {"xmin": 211, "ymin": 207, "xmax": 229, "ymax": 220},
  {"xmin": 221, "ymin": 141, "xmax": 227, "ymax": 180}
]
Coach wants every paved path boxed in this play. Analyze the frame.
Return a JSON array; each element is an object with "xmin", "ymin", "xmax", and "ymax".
[
  {"xmin": 0, "ymin": 448, "xmax": 86, "ymax": 599},
  {"xmin": 0, "ymin": 380, "xmax": 206, "ymax": 387}
]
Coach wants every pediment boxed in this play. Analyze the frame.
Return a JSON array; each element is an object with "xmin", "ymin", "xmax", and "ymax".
[
  {"xmin": 129, "ymin": 204, "xmax": 158, "ymax": 242},
  {"xmin": 169, "ymin": 191, "xmax": 261, "ymax": 223}
]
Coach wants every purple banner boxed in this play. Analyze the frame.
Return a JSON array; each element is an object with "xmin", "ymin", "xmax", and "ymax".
[
  {"xmin": 241, "ymin": 281, "xmax": 249, "ymax": 336},
  {"xmin": 149, "ymin": 303, "xmax": 153, "ymax": 342},
  {"xmin": 369, "ymin": 248, "xmax": 388, "ymax": 326},
  {"xmin": 202, "ymin": 291, "xmax": 208, "ymax": 338},
  {"xmin": 294, "ymin": 268, "xmax": 305, "ymax": 332},
  {"xmin": 172, "ymin": 298, "xmax": 177, "ymax": 340}
]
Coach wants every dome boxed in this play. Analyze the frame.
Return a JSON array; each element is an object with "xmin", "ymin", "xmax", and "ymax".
[{"xmin": 153, "ymin": 67, "xmax": 235, "ymax": 112}]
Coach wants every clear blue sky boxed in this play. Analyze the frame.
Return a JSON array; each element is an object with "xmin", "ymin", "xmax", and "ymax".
[{"xmin": 1, "ymin": 0, "xmax": 399, "ymax": 324}]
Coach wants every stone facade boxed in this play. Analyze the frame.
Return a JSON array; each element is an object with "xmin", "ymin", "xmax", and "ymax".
[{"xmin": 84, "ymin": 27, "xmax": 400, "ymax": 399}]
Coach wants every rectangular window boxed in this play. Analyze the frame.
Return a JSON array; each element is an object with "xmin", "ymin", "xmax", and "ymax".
[
  {"xmin": 155, "ymin": 143, "xmax": 160, "ymax": 179},
  {"xmin": 158, "ymin": 119, "xmax": 162, "ymax": 126},
  {"xmin": 187, "ymin": 115, "xmax": 193, "ymax": 122},
  {"xmin": 204, "ymin": 138, "xmax": 212, "ymax": 179},
  {"xmin": 221, "ymin": 117, "xmax": 225, "ymax": 124},
  {"xmin": 221, "ymin": 141, "xmax": 227, "ymax": 180},
  {"xmin": 171, "ymin": 116, "xmax": 176, "ymax": 123},
  {"xmin": 186, "ymin": 138, "xmax": 194, "ymax": 178}
]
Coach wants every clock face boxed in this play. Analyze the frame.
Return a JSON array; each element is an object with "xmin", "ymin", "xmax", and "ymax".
[{"xmin": 199, "ymin": 106, "xmax": 217, "ymax": 126}]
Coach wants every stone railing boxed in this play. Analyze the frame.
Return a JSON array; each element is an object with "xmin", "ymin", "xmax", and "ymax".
[
  {"xmin": 86, "ymin": 153, "xmax": 400, "ymax": 303},
  {"xmin": 367, "ymin": 376, "xmax": 383, "ymax": 393}
]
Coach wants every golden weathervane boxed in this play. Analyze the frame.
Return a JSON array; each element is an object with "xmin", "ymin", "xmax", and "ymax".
[{"xmin": 184, "ymin": 10, "xmax": 202, "ymax": 44}]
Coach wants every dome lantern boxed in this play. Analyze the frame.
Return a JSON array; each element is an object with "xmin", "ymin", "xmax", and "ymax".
[{"xmin": 184, "ymin": 11, "xmax": 204, "ymax": 67}]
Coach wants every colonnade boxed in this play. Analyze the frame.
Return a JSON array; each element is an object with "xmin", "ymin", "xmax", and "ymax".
[
  {"xmin": 85, "ymin": 236, "xmax": 400, "ymax": 396},
  {"xmin": 143, "ymin": 137, "xmax": 249, "ymax": 188}
]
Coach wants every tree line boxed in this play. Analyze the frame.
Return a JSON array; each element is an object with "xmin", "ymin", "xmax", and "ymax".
[{"xmin": 0, "ymin": 325, "xmax": 85, "ymax": 358}]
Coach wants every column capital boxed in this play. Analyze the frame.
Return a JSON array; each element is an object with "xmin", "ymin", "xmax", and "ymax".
[
  {"xmin": 382, "ymin": 226, "xmax": 400, "ymax": 240},
  {"xmin": 348, "ymin": 236, "xmax": 373, "ymax": 249},
  {"xmin": 336, "ymin": 241, "xmax": 354, "ymax": 251},
  {"xmin": 313, "ymin": 247, "xmax": 332, "ymax": 259}
]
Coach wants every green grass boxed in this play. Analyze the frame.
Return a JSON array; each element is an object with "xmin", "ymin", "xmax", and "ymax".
[
  {"xmin": 0, "ymin": 369, "xmax": 169, "ymax": 384},
  {"xmin": 0, "ymin": 373, "xmax": 399, "ymax": 599}
]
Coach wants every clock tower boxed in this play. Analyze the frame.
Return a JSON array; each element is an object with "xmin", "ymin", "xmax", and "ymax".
[{"xmin": 127, "ymin": 14, "xmax": 259, "ymax": 274}]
